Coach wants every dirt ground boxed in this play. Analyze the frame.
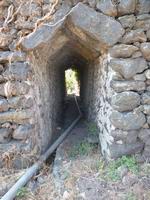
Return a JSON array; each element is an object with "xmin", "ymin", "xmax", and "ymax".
[
  {"xmin": 1, "ymin": 98, "xmax": 150, "ymax": 200},
  {"xmin": 6, "ymin": 150, "xmax": 150, "ymax": 200}
]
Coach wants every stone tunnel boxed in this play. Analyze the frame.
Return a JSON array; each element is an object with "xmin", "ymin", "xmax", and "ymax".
[{"xmin": 0, "ymin": 1, "xmax": 150, "ymax": 167}]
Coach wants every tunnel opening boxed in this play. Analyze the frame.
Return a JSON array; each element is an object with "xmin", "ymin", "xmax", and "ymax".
[
  {"xmin": 65, "ymin": 68, "xmax": 80, "ymax": 96},
  {"xmin": 51, "ymin": 46, "xmax": 95, "ymax": 140},
  {"xmin": 32, "ymin": 39, "xmax": 100, "ymax": 153}
]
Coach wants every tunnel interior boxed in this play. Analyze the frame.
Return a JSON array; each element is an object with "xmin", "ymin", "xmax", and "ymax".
[
  {"xmin": 49, "ymin": 44, "xmax": 95, "ymax": 136},
  {"xmin": 32, "ymin": 39, "xmax": 102, "ymax": 153}
]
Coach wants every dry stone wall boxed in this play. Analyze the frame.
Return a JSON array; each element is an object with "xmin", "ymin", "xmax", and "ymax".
[{"xmin": 0, "ymin": 0, "xmax": 150, "ymax": 167}]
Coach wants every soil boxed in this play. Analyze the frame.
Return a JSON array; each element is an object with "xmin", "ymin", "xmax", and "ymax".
[{"xmin": 1, "ymin": 96, "xmax": 150, "ymax": 200}]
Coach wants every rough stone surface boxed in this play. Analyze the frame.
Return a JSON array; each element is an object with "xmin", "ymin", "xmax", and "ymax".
[
  {"xmin": 110, "ymin": 111, "xmax": 146, "ymax": 130},
  {"xmin": 4, "ymin": 62, "xmax": 30, "ymax": 80},
  {"xmin": 135, "ymin": 18, "xmax": 150, "ymax": 31},
  {"xmin": 111, "ymin": 129, "xmax": 138, "ymax": 144},
  {"xmin": 136, "ymin": 0, "xmax": 150, "ymax": 14},
  {"xmin": 109, "ymin": 44, "xmax": 138, "ymax": 58},
  {"xmin": 133, "ymin": 73, "xmax": 146, "ymax": 81},
  {"xmin": 8, "ymin": 96, "xmax": 33, "ymax": 109},
  {"xmin": 111, "ymin": 92, "xmax": 140, "ymax": 112},
  {"xmin": 122, "ymin": 29, "xmax": 147, "ymax": 44},
  {"xmin": 0, "ymin": 110, "xmax": 32, "ymax": 124},
  {"xmin": 0, "ymin": 33, "xmax": 13, "ymax": 49},
  {"xmin": 0, "ymin": 98, "xmax": 9, "ymax": 112},
  {"xmin": 13, "ymin": 124, "xmax": 32, "ymax": 140},
  {"xmin": 140, "ymin": 43, "xmax": 150, "ymax": 61},
  {"xmin": 0, "ymin": 128, "xmax": 12, "ymax": 143},
  {"xmin": 118, "ymin": 15, "xmax": 136, "ymax": 29},
  {"xmin": 145, "ymin": 69, "xmax": 150, "ymax": 79},
  {"xmin": 109, "ymin": 142, "xmax": 144, "ymax": 159},
  {"xmin": 0, "ymin": 82, "xmax": 29, "ymax": 97},
  {"xmin": 109, "ymin": 58, "xmax": 147, "ymax": 79},
  {"xmin": 68, "ymin": 3, "xmax": 125, "ymax": 48},
  {"xmin": 21, "ymin": 21, "xmax": 64, "ymax": 51},
  {"xmin": 21, "ymin": 3, "xmax": 125, "ymax": 51},
  {"xmin": 96, "ymin": 0, "xmax": 117, "ymax": 17},
  {"xmin": 141, "ymin": 92, "xmax": 150, "ymax": 104},
  {"xmin": 0, "ymin": 51, "xmax": 26, "ymax": 63},
  {"xmin": 132, "ymin": 51, "xmax": 142, "ymax": 58},
  {"xmin": 138, "ymin": 129, "xmax": 150, "ymax": 142},
  {"xmin": 143, "ymin": 105, "xmax": 150, "ymax": 115},
  {"xmin": 118, "ymin": 0, "xmax": 136, "ymax": 16},
  {"xmin": 111, "ymin": 80, "xmax": 146, "ymax": 92}
]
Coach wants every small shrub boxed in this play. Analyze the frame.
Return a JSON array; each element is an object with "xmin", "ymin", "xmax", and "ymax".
[
  {"xmin": 125, "ymin": 192, "xmax": 136, "ymax": 200},
  {"xmin": 69, "ymin": 141, "xmax": 96, "ymax": 158},
  {"xmin": 16, "ymin": 187, "xmax": 28, "ymax": 199},
  {"xmin": 85, "ymin": 121, "xmax": 98, "ymax": 136},
  {"xmin": 102, "ymin": 156, "xmax": 139, "ymax": 182}
]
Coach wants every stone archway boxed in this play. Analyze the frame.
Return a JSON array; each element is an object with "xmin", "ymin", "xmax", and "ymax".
[
  {"xmin": 20, "ymin": 2, "xmax": 149, "ymax": 159},
  {"xmin": 0, "ymin": 2, "xmax": 149, "ymax": 165},
  {"xmin": 20, "ymin": 3, "xmax": 125, "ymax": 158}
]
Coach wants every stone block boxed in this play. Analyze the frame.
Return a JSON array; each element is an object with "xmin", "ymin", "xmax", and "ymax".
[
  {"xmin": 109, "ymin": 58, "xmax": 147, "ymax": 79},
  {"xmin": 118, "ymin": 15, "xmax": 136, "ymax": 29},
  {"xmin": 21, "ymin": 3, "xmax": 125, "ymax": 51},
  {"xmin": 109, "ymin": 44, "xmax": 138, "ymax": 58},
  {"xmin": 111, "ymin": 91, "xmax": 140, "ymax": 112},
  {"xmin": 0, "ymin": 98, "xmax": 9, "ymax": 112},
  {"xmin": 13, "ymin": 124, "xmax": 33, "ymax": 140},
  {"xmin": 0, "ymin": 110, "xmax": 32, "ymax": 124},
  {"xmin": 131, "ymin": 51, "xmax": 142, "ymax": 58},
  {"xmin": 136, "ymin": 0, "xmax": 150, "ymax": 14},
  {"xmin": 96, "ymin": 0, "xmax": 117, "ymax": 16},
  {"xmin": 8, "ymin": 96, "xmax": 33, "ymax": 109},
  {"xmin": 0, "ymin": 128, "xmax": 12, "ymax": 143},
  {"xmin": 68, "ymin": 3, "xmax": 125, "ymax": 48},
  {"xmin": 138, "ymin": 129, "xmax": 150, "ymax": 142},
  {"xmin": 111, "ymin": 129, "xmax": 138, "ymax": 144},
  {"xmin": 4, "ymin": 62, "xmax": 30, "ymax": 80},
  {"xmin": 133, "ymin": 73, "xmax": 146, "ymax": 81},
  {"xmin": 141, "ymin": 92, "xmax": 150, "ymax": 104},
  {"xmin": 109, "ymin": 142, "xmax": 144, "ymax": 159},
  {"xmin": 0, "ymin": 33, "xmax": 13, "ymax": 50},
  {"xmin": 143, "ymin": 105, "xmax": 150, "ymax": 115},
  {"xmin": 0, "ymin": 81, "xmax": 30, "ymax": 97},
  {"xmin": 122, "ymin": 29, "xmax": 147, "ymax": 44},
  {"xmin": 0, "ymin": 51, "xmax": 26, "ymax": 63},
  {"xmin": 118, "ymin": 0, "xmax": 136, "ymax": 16},
  {"xmin": 111, "ymin": 80, "xmax": 146, "ymax": 92},
  {"xmin": 135, "ymin": 19, "xmax": 150, "ymax": 31},
  {"xmin": 140, "ymin": 43, "xmax": 150, "ymax": 61},
  {"xmin": 110, "ymin": 111, "xmax": 146, "ymax": 130}
]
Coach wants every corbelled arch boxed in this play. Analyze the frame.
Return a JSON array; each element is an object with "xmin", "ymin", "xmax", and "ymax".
[{"xmin": 17, "ymin": 3, "xmax": 148, "ymax": 160}]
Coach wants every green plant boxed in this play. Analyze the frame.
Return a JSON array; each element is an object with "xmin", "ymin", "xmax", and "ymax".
[
  {"xmin": 16, "ymin": 187, "xmax": 28, "ymax": 199},
  {"xmin": 103, "ymin": 156, "xmax": 139, "ymax": 182},
  {"xmin": 85, "ymin": 121, "xmax": 98, "ymax": 136},
  {"xmin": 69, "ymin": 141, "xmax": 96, "ymax": 158},
  {"xmin": 125, "ymin": 192, "xmax": 136, "ymax": 200}
]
